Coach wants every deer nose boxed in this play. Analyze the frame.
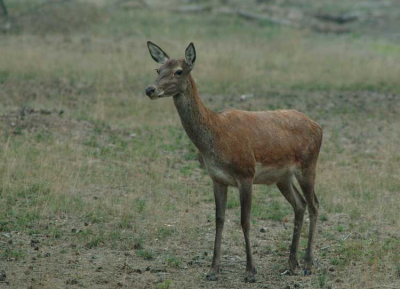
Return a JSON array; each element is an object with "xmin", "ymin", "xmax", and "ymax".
[{"xmin": 145, "ymin": 86, "xmax": 156, "ymax": 96}]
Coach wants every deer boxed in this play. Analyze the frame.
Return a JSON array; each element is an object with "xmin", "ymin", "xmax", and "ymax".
[{"xmin": 145, "ymin": 42, "xmax": 323, "ymax": 283}]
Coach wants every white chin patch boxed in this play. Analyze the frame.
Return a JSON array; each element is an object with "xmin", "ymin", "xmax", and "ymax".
[{"xmin": 150, "ymin": 90, "xmax": 165, "ymax": 99}]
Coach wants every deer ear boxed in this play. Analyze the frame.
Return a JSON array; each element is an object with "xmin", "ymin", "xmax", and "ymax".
[
  {"xmin": 185, "ymin": 42, "xmax": 196, "ymax": 69},
  {"xmin": 147, "ymin": 41, "xmax": 169, "ymax": 64}
]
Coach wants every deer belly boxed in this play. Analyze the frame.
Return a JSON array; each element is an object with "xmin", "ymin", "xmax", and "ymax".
[
  {"xmin": 204, "ymin": 161, "xmax": 237, "ymax": 187},
  {"xmin": 253, "ymin": 163, "xmax": 295, "ymax": 185}
]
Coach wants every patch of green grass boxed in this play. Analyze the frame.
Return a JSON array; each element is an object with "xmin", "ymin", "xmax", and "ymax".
[
  {"xmin": 156, "ymin": 227, "xmax": 177, "ymax": 240},
  {"xmin": 227, "ymin": 193, "xmax": 240, "ymax": 209},
  {"xmin": 330, "ymin": 258, "xmax": 340, "ymax": 266},
  {"xmin": 157, "ymin": 279, "xmax": 172, "ymax": 289},
  {"xmin": 319, "ymin": 214, "xmax": 328, "ymax": 222},
  {"xmin": 336, "ymin": 225, "xmax": 344, "ymax": 233},
  {"xmin": 252, "ymin": 200, "xmax": 291, "ymax": 222},
  {"xmin": 315, "ymin": 269, "xmax": 328, "ymax": 289},
  {"xmin": 0, "ymin": 70, "xmax": 10, "ymax": 84},
  {"xmin": 179, "ymin": 163, "xmax": 197, "ymax": 177},
  {"xmin": 83, "ymin": 136, "xmax": 100, "ymax": 148},
  {"xmin": 131, "ymin": 235, "xmax": 144, "ymax": 250},
  {"xmin": 349, "ymin": 208, "xmax": 360, "ymax": 220},
  {"xmin": 85, "ymin": 210, "xmax": 105, "ymax": 224},
  {"xmin": 371, "ymin": 43, "xmax": 400, "ymax": 56},
  {"xmin": 165, "ymin": 256, "xmax": 180, "ymax": 268},
  {"xmin": 118, "ymin": 213, "xmax": 134, "ymax": 229},
  {"xmin": 1, "ymin": 248, "xmax": 25, "ymax": 261},
  {"xmin": 50, "ymin": 228, "xmax": 62, "ymax": 239},
  {"xmin": 85, "ymin": 234, "xmax": 104, "ymax": 249},
  {"xmin": 135, "ymin": 199, "xmax": 146, "ymax": 214},
  {"xmin": 136, "ymin": 249, "xmax": 154, "ymax": 260},
  {"xmin": 34, "ymin": 132, "xmax": 53, "ymax": 143}
]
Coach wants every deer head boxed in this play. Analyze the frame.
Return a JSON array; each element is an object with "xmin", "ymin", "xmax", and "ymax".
[{"xmin": 145, "ymin": 41, "xmax": 196, "ymax": 100}]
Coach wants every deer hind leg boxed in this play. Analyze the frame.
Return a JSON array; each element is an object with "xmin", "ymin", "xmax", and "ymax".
[
  {"xmin": 238, "ymin": 178, "xmax": 256, "ymax": 283},
  {"xmin": 277, "ymin": 176, "xmax": 307, "ymax": 275},
  {"xmin": 206, "ymin": 181, "xmax": 228, "ymax": 281},
  {"xmin": 296, "ymin": 168, "xmax": 319, "ymax": 276}
]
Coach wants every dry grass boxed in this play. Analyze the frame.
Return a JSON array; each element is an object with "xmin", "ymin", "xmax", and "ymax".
[{"xmin": 1, "ymin": 1, "xmax": 400, "ymax": 288}]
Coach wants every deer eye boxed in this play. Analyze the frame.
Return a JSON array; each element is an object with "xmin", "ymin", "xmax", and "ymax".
[{"xmin": 175, "ymin": 70, "xmax": 183, "ymax": 76}]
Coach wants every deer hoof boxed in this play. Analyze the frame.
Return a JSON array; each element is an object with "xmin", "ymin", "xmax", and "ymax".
[
  {"xmin": 244, "ymin": 275, "xmax": 256, "ymax": 283},
  {"xmin": 244, "ymin": 270, "xmax": 256, "ymax": 283},
  {"xmin": 206, "ymin": 273, "xmax": 218, "ymax": 281}
]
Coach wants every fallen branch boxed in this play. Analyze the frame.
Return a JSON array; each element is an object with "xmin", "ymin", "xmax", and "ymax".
[
  {"xmin": 315, "ymin": 12, "xmax": 360, "ymax": 24},
  {"xmin": 237, "ymin": 10, "xmax": 294, "ymax": 27}
]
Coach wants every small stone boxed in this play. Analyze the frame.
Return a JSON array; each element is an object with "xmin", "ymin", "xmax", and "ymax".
[{"xmin": 260, "ymin": 227, "xmax": 267, "ymax": 233}]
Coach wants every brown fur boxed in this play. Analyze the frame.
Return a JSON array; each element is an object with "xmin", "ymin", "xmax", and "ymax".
[
  {"xmin": 146, "ymin": 42, "xmax": 323, "ymax": 281},
  {"xmin": 174, "ymin": 74, "xmax": 322, "ymax": 186}
]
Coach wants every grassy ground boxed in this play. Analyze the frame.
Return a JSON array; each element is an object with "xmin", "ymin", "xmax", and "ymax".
[{"xmin": 1, "ymin": 0, "xmax": 400, "ymax": 288}]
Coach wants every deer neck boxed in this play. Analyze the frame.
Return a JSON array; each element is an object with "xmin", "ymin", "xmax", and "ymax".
[{"xmin": 173, "ymin": 74, "xmax": 215, "ymax": 154}]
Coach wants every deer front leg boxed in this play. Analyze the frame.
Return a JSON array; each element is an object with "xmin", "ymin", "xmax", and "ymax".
[
  {"xmin": 239, "ymin": 179, "xmax": 256, "ymax": 283},
  {"xmin": 206, "ymin": 181, "xmax": 228, "ymax": 281}
]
